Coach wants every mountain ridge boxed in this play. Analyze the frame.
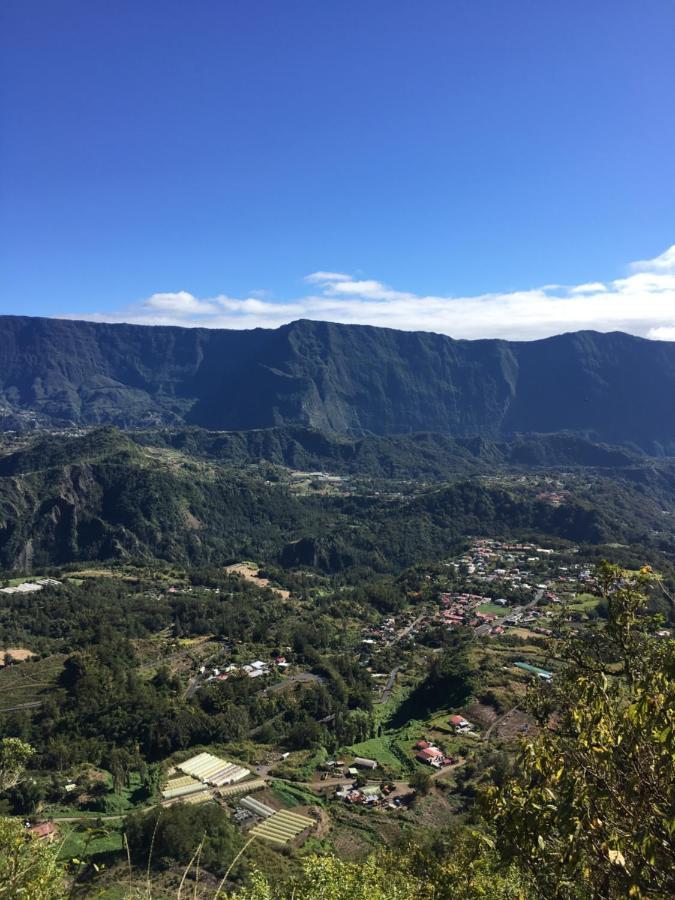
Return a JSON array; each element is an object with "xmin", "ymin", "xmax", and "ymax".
[{"xmin": 1, "ymin": 315, "xmax": 673, "ymax": 451}]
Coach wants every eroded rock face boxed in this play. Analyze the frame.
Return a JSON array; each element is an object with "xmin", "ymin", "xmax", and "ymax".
[{"xmin": 1, "ymin": 316, "xmax": 675, "ymax": 450}]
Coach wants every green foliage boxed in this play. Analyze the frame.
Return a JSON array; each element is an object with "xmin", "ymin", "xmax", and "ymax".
[
  {"xmin": 409, "ymin": 770, "xmax": 432, "ymax": 795},
  {"xmin": 229, "ymin": 852, "xmax": 429, "ymax": 900},
  {"xmin": 125, "ymin": 801, "xmax": 242, "ymax": 874},
  {"xmin": 487, "ymin": 564, "xmax": 675, "ymax": 899},
  {"xmin": 0, "ymin": 737, "xmax": 34, "ymax": 792},
  {"xmin": 229, "ymin": 831, "xmax": 529, "ymax": 899},
  {"xmin": 2, "ymin": 426, "xmax": 675, "ymax": 576},
  {"xmin": 389, "ymin": 629, "xmax": 476, "ymax": 727},
  {"xmin": 0, "ymin": 816, "xmax": 66, "ymax": 899}
]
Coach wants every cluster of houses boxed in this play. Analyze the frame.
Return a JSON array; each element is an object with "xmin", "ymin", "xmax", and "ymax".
[
  {"xmin": 415, "ymin": 739, "xmax": 454, "ymax": 767},
  {"xmin": 460, "ymin": 539, "xmax": 596, "ymax": 598},
  {"xmin": 450, "ymin": 538, "xmax": 557, "ymax": 592},
  {"xmin": 201, "ymin": 656, "xmax": 289, "ymax": 683},
  {"xmin": 501, "ymin": 607, "xmax": 552, "ymax": 634},
  {"xmin": 535, "ymin": 490, "xmax": 570, "ymax": 507},
  {"xmin": 335, "ymin": 782, "xmax": 401, "ymax": 807},
  {"xmin": 438, "ymin": 591, "xmax": 500, "ymax": 629},
  {"xmin": 361, "ymin": 612, "xmax": 420, "ymax": 647},
  {"xmin": 358, "ymin": 539, "xmax": 601, "ymax": 673}
]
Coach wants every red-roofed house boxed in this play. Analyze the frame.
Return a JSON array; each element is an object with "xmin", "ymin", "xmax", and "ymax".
[
  {"xmin": 27, "ymin": 822, "xmax": 57, "ymax": 842},
  {"xmin": 416, "ymin": 746, "xmax": 444, "ymax": 766},
  {"xmin": 449, "ymin": 715, "xmax": 471, "ymax": 731}
]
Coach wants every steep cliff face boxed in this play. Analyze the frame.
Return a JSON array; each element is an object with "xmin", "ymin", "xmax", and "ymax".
[{"xmin": 0, "ymin": 316, "xmax": 674, "ymax": 449}]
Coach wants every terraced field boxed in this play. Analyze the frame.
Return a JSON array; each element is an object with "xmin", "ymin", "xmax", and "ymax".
[{"xmin": 0, "ymin": 653, "xmax": 65, "ymax": 710}]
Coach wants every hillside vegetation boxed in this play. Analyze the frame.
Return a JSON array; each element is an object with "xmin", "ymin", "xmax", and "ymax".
[{"xmin": 0, "ymin": 428, "xmax": 674, "ymax": 573}]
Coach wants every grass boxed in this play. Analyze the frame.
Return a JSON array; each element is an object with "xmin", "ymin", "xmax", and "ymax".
[
  {"xmin": 57, "ymin": 821, "xmax": 125, "ymax": 862},
  {"xmin": 568, "ymin": 592, "xmax": 602, "ymax": 613},
  {"xmin": 0, "ymin": 653, "xmax": 66, "ymax": 709},
  {"xmin": 426, "ymin": 711, "xmax": 455, "ymax": 734},
  {"xmin": 477, "ymin": 602, "xmax": 508, "ymax": 616},
  {"xmin": 270, "ymin": 780, "xmax": 323, "ymax": 808},
  {"xmin": 374, "ymin": 672, "xmax": 415, "ymax": 725},
  {"xmin": 346, "ymin": 737, "xmax": 404, "ymax": 774},
  {"xmin": 42, "ymin": 772, "xmax": 156, "ymax": 821}
]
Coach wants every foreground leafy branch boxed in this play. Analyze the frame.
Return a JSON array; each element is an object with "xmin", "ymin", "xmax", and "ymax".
[{"xmin": 486, "ymin": 563, "xmax": 675, "ymax": 899}]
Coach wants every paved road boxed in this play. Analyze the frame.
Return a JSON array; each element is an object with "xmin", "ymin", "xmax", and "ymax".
[
  {"xmin": 375, "ymin": 614, "xmax": 424, "ymax": 705},
  {"xmin": 377, "ymin": 666, "xmax": 400, "ymax": 704},
  {"xmin": 430, "ymin": 757, "xmax": 466, "ymax": 780},
  {"xmin": 392, "ymin": 614, "xmax": 424, "ymax": 644},
  {"xmin": 474, "ymin": 589, "xmax": 544, "ymax": 637},
  {"xmin": 263, "ymin": 672, "xmax": 325, "ymax": 694}
]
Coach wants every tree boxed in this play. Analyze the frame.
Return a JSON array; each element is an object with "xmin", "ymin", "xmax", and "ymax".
[
  {"xmin": 229, "ymin": 837, "xmax": 528, "ymax": 899},
  {"xmin": 0, "ymin": 817, "xmax": 66, "ymax": 899},
  {"xmin": 487, "ymin": 563, "xmax": 675, "ymax": 899},
  {"xmin": 229, "ymin": 853, "xmax": 429, "ymax": 900},
  {"xmin": 0, "ymin": 738, "xmax": 34, "ymax": 792},
  {"xmin": 8, "ymin": 777, "xmax": 44, "ymax": 814},
  {"xmin": 286, "ymin": 718, "xmax": 322, "ymax": 751},
  {"xmin": 125, "ymin": 802, "xmax": 242, "ymax": 874},
  {"xmin": 409, "ymin": 771, "xmax": 432, "ymax": 796}
]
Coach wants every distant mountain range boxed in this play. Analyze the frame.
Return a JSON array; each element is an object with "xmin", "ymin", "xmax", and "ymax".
[{"xmin": 1, "ymin": 315, "xmax": 674, "ymax": 451}]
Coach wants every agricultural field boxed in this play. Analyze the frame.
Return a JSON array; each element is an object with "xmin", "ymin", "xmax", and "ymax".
[{"xmin": 0, "ymin": 653, "xmax": 66, "ymax": 711}]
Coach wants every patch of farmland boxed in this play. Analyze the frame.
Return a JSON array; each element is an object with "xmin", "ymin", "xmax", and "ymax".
[{"xmin": 250, "ymin": 808, "xmax": 316, "ymax": 846}]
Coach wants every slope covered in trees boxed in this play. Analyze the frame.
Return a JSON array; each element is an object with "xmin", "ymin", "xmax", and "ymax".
[{"xmin": 0, "ymin": 428, "xmax": 674, "ymax": 573}]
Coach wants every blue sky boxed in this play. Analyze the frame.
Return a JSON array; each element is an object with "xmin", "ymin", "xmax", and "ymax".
[{"xmin": 1, "ymin": 0, "xmax": 675, "ymax": 339}]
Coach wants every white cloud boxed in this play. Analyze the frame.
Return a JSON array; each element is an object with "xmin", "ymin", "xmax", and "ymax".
[
  {"xmin": 647, "ymin": 326, "xmax": 675, "ymax": 341},
  {"xmin": 569, "ymin": 282, "xmax": 607, "ymax": 294},
  {"xmin": 304, "ymin": 271, "xmax": 352, "ymax": 284},
  {"xmin": 144, "ymin": 292, "xmax": 219, "ymax": 316},
  {"xmin": 629, "ymin": 245, "xmax": 675, "ymax": 274},
  {"xmin": 61, "ymin": 244, "xmax": 675, "ymax": 342}
]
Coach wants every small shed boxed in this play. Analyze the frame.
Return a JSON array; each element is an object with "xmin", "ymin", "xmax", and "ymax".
[{"xmin": 353, "ymin": 756, "xmax": 377, "ymax": 770}]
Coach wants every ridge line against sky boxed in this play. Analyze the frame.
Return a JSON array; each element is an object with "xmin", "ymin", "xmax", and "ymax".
[
  {"xmin": 60, "ymin": 244, "xmax": 675, "ymax": 341},
  {"xmin": 3, "ymin": 3, "xmax": 674, "ymax": 337}
]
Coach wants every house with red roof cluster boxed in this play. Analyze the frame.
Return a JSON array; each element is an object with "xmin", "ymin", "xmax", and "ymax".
[{"xmin": 415, "ymin": 740, "xmax": 453, "ymax": 768}]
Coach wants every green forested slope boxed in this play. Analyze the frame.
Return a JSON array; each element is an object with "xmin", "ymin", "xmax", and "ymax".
[{"xmin": 0, "ymin": 428, "xmax": 673, "ymax": 573}]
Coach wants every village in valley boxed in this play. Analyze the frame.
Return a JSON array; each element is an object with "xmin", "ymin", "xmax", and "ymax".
[{"xmin": 0, "ymin": 526, "xmax": 617, "ymax": 892}]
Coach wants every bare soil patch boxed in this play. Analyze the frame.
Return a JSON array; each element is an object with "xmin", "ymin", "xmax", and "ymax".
[
  {"xmin": 0, "ymin": 647, "xmax": 36, "ymax": 666},
  {"xmin": 495, "ymin": 708, "xmax": 535, "ymax": 742},
  {"xmin": 225, "ymin": 563, "xmax": 290, "ymax": 600},
  {"xmin": 463, "ymin": 701, "xmax": 498, "ymax": 728}
]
